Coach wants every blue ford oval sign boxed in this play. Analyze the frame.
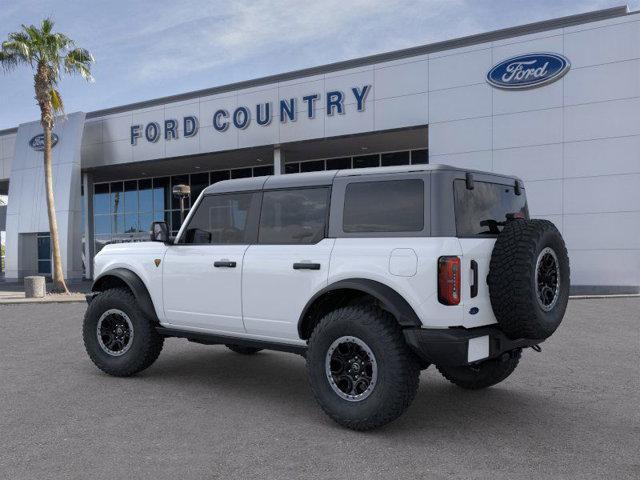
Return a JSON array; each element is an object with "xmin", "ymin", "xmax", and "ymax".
[
  {"xmin": 29, "ymin": 133, "xmax": 59, "ymax": 151},
  {"xmin": 487, "ymin": 53, "xmax": 570, "ymax": 90}
]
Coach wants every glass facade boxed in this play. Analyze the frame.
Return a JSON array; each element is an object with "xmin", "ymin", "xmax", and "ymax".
[{"xmin": 92, "ymin": 148, "xmax": 427, "ymax": 254}]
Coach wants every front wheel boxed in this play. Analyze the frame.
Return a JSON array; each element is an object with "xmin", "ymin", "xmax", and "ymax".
[
  {"xmin": 306, "ymin": 305, "xmax": 420, "ymax": 431},
  {"xmin": 436, "ymin": 349, "xmax": 521, "ymax": 390},
  {"xmin": 83, "ymin": 288, "xmax": 164, "ymax": 377}
]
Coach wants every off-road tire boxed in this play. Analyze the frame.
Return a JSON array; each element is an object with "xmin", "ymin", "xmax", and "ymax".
[
  {"xmin": 436, "ymin": 349, "xmax": 521, "ymax": 390},
  {"xmin": 306, "ymin": 305, "xmax": 420, "ymax": 431},
  {"xmin": 225, "ymin": 344, "xmax": 263, "ymax": 355},
  {"xmin": 488, "ymin": 219, "xmax": 570, "ymax": 340},
  {"xmin": 83, "ymin": 288, "xmax": 164, "ymax": 377}
]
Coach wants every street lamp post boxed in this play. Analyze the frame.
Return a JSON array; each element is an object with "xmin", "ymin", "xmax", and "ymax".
[{"xmin": 172, "ymin": 184, "xmax": 191, "ymax": 228}]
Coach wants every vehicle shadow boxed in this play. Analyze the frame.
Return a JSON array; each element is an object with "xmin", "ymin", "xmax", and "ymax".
[{"xmin": 121, "ymin": 342, "xmax": 570, "ymax": 436}]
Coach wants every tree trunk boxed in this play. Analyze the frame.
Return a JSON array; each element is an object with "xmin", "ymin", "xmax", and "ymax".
[
  {"xmin": 35, "ymin": 64, "xmax": 68, "ymax": 294},
  {"xmin": 43, "ymin": 123, "xmax": 68, "ymax": 294}
]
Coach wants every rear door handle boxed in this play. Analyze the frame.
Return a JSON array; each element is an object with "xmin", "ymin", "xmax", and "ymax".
[
  {"xmin": 293, "ymin": 262, "xmax": 321, "ymax": 270},
  {"xmin": 214, "ymin": 260, "xmax": 237, "ymax": 268},
  {"xmin": 470, "ymin": 260, "xmax": 478, "ymax": 298}
]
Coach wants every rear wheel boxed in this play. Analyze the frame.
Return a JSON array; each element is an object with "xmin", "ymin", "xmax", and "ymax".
[
  {"xmin": 225, "ymin": 344, "xmax": 263, "ymax": 355},
  {"xmin": 306, "ymin": 305, "xmax": 420, "ymax": 431},
  {"xmin": 83, "ymin": 288, "xmax": 164, "ymax": 377},
  {"xmin": 436, "ymin": 349, "xmax": 521, "ymax": 390}
]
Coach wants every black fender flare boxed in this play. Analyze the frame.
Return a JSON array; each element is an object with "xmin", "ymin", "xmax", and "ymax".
[
  {"xmin": 297, "ymin": 278, "xmax": 422, "ymax": 338},
  {"xmin": 92, "ymin": 268, "xmax": 159, "ymax": 322}
]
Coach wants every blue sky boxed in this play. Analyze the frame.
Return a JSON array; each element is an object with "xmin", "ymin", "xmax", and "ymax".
[{"xmin": 0, "ymin": 0, "xmax": 637, "ymax": 129}]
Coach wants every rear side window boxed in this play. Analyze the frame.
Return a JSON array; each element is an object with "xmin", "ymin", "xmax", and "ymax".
[
  {"xmin": 454, "ymin": 180, "xmax": 528, "ymax": 236},
  {"xmin": 343, "ymin": 179, "xmax": 424, "ymax": 232},
  {"xmin": 259, "ymin": 188, "xmax": 330, "ymax": 244},
  {"xmin": 181, "ymin": 193, "xmax": 258, "ymax": 244}
]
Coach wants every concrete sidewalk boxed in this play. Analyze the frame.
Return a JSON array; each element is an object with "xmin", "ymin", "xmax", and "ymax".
[
  {"xmin": 0, "ymin": 290, "xmax": 87, "ymax": 304},
  {"xmin": 0, "ymin": 280, "xmax": 90, "ymax": 304}
]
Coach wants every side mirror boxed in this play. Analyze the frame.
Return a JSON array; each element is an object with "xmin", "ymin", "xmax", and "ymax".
[{"xmin": 150, "ymin": 221, "xmax": 170, "ymax": 243}]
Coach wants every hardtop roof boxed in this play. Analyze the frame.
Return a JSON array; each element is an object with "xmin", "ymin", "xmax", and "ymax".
[{"xmin": 203, "ymin": 164, "xmax": 523, "ymax": 194}]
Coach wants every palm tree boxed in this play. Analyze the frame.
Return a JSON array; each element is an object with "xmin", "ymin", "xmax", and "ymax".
[{"xmin": 0, "ymin": 18, "xmax": 93, "ymax": 293}]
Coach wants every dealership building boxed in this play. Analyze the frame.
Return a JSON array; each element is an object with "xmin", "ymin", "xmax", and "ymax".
[{"xmin": 0, "ymin": 5, "xmax": 639, "ymax": 294}]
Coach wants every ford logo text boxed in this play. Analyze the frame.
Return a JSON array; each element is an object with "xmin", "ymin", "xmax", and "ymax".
[
  {"xmin": 29, "ymin": 133, "xmax": 59, "ymax": 151},
  {"xmin": 487, "ymin": 53, "xmax": 570, "ymax": 90}
]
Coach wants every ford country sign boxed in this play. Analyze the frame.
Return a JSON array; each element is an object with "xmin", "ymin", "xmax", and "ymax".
[
  {"xmin": 29, "ymin": 133, "xmax": 59, "ymax": 151},
  {"xmin": 487, "ymin": 53, "xmax": 570, "ymax": 90}
]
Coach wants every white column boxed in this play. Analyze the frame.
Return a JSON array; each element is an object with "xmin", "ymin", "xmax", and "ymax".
[
  {"xmin": 82, "ymin": 172, "xmax": 94, "ymax": 279},
  {"xmin": 273, "ymin": 146, "xmax": 285, "ymax": 175}
]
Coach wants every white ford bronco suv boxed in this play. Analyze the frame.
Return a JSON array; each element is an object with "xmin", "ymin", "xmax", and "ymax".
[{"xmin": 83, "ymin": 164, "xmax": 570, "ymax": 430}]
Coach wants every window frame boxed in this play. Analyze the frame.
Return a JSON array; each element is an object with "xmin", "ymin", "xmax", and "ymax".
[
  {"xmin": 256, "ymin": 186, "xmax": 332, "ymax": 245},
  {"xmin": 175, "ymin": 191, "xmax": 262, "ymax": 245},
  {"xmin": 329, "ymin": 173, "xmax": 431, "ymax": 238}
]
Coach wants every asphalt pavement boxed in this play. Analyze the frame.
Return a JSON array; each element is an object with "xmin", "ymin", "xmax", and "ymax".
[{"xmin": 0, "ymin": 298, "xmax": 638, "ymax": 479}]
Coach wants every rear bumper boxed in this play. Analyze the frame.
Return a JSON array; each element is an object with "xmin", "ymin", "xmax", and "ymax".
[{"xmin": 403, "ymin": 326, "xmax": 543, "ymax": 367}]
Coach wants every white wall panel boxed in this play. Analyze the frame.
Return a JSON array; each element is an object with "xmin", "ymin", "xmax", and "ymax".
[
  {"xmin": 278, "ymin": 78, "xmax": 324, "ymax": 113},
  {"xmin": 82, "ymin": 120, "xmax": 102, "ymax": 145},
  {"xmin": 102, "ymin": 139, "xmax": 133, "ymax": 165},
  {"xmin": 2, "ymin": 149, "xmax": 12, "ymax": 178},
  {"xmin": 563, "ymin": 174, "xmax": 640, "ymax": 214},
  {"xmin": 493, "ymin": 80, "xmax": 563, "ymax": 115},
  {"xmin": 429, "ymin": 116, "xmax": 491, "ymax": 155},
  {"xmin": 324, "ymin": 68, "xmax": 374, "ymax": 107},
  {"xmin": 569, "ymin": 250, "xmax": 640, "ymax": 286},
  {"xmin": 164, "ymin": 102, "xmax": 200, "ymax": 158},
  {"xmin": 493, "ymin": 108, "xmax": 562, "ymax": 149},
  {"xmin": 325, "ymin": 102, "xmax": 374, "ymax": 137},
  {"xmin": 564, "ymin": 20, "xmax": 640, "ymax": 68},
  {"xmin": 564, "ymin": 59, "xmax": 640, "ymax": 106},
  {"xmin": 373, "ymin": 93, "xmax": 428, "ymax": 131},
  {"xmin": 564, "ymin": 212, "xmax": 640, "ymax": 250},
  {"xmin": 102, "ymin": 114, "xmax": 133, "ymax": 143},
  {"xmin": 524, "ymin": 179, "xmax": 563, "ymax": 215},
  {"xmin": 429, "ymin": 83, "xmax": 491, "ymax": 123},
  {"xmin": 564, "ymin": 97, "xmax": 640, "ymax": 142},
  {"xmin": 493, "ymin": 143, "xmax": 563, "ymax": 181},
  {"xmin": 564, "ymin": 136, "xmax": 640, "ymax": 178},
  {"xmin": 374, "ymin": 60, "xmax": 428, "ymax": 100},
  {"xmin": 492, "ymin": 34, "xmax": 563, "ymax": 59},
  {"xmin": 429, "ymin": 48, "xmax": 492, "ymax": 91},
  {"xmin": 199, "ymin": 94, "xmax": 237, "ymax": 130},
  {"xmin": 238, "ymin": 115, "xmax": 279, "ymax": 149},
  {"xmin": 199, "ymin": 125, "xmax": 238, "ymax": 153},
  {"xmin": 429, "ymin": 150, "xmax": 492, "ymax": 171},
  {"xmin": 531, "ymin": 214, "xmax": 563, "ymax": 233},
  {"xmin": 279, "ymin": 112, "xmax": 325, "ymax": 143}
]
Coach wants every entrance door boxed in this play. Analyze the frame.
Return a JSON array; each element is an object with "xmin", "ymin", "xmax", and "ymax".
[
  {"xmin": 36, "ymin": 232, "xmax": 51, "ymax": 275},
  {"xmin": 242, "ymin": 187, "xmax": 333, "ymax": 341},
  {"xmin": 162, "ymin": 191, "xmax": 261, "ymax": 333}
]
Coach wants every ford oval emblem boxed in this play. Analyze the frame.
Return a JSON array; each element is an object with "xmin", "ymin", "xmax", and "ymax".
[
  {"xmin": 469, "ymin": 307, "xmax": 479, "ymax": 315},
  {"xmin": 487, "ymin": 53, "xmax": 570, "ymax": 90},
  {"xmin": 29, "ymin": 133, "xmax": 59, "ymax": 151}
]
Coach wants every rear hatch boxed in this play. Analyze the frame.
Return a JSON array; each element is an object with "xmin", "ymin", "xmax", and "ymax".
[{"xmin": 453, "ymin": 178, "xmax": 529, "ymax": 328}]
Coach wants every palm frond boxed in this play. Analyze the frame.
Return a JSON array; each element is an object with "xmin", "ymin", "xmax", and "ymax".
[
  {"xmin": 41, "ymin": 17, "xmax": 54, "ymax": 35},
  {"xmin": 50, "ymin": 87, "xmax": 64, "ymax": 113},
  {"xmin": 64, "ymin": 47, "xmax": 94, "ymax": 81}
]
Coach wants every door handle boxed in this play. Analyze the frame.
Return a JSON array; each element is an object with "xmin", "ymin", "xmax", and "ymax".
[
  {"xmin": 293, "ymin": 262, "xmax": 321, "ymax": 270},
  {"xmin": 470, "ymin": 260, "xmax": 478, "ymax": 298},
  {"xmin": 214, "ymin": 260, "xmax": 237, "ymax": 268}
]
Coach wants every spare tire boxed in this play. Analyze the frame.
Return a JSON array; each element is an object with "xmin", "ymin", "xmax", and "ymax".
[{"xmin": 488, "ymin": 219, "xmax": 570, "ymax": 340}]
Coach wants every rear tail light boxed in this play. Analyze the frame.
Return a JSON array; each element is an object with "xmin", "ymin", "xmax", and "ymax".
[{"xmin": 438, "ymin": 256, "xmax": 461, "ymax": 305}]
